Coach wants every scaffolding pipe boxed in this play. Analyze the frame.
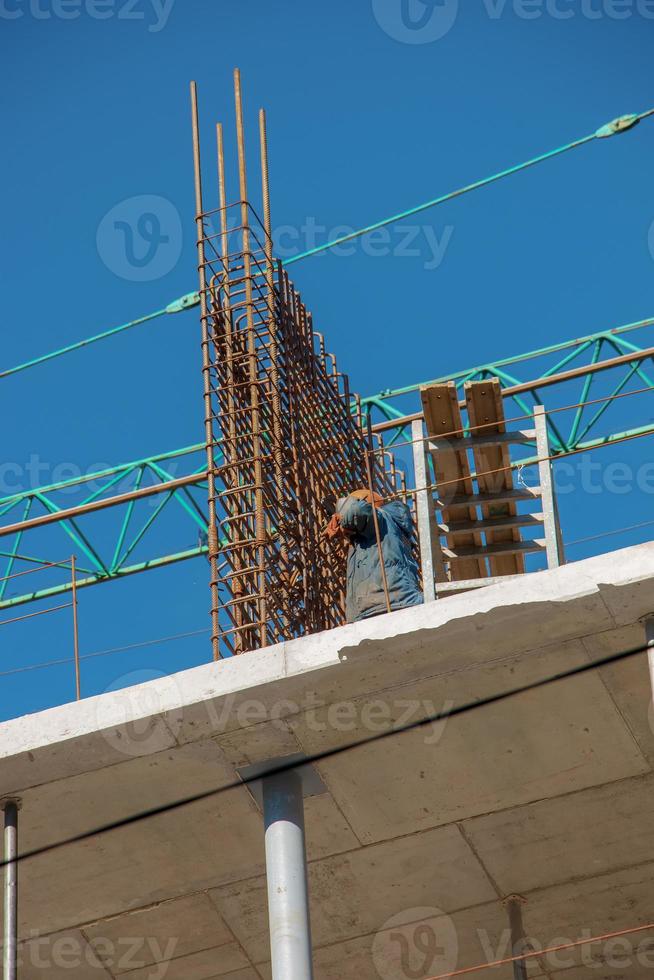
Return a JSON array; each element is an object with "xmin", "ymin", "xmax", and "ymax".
[
  {"xmin": 263, "ymin": 770, "xmax": 314, "ymax": 980},
  {"xmin": 2, "ymin": 800, "xmax": 19, "ymax": 980},
  {"xmin": 646, "ymin": 618, "xmax": 654, "ymax": 706},
  {"xmin": 504, "ymin": 896, "xmax": 528, "ymax": 980}
]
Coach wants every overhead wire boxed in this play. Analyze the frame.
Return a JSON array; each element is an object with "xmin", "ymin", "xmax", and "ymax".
[
  {"xmin": 422, "ymin": 921, "xmax": 654, "ymax": 980},
  {"xmin": 0, "ymin": 627, "xmax": 211, "ymax": 679},
  {"xmin": 0, "ymin": 294, "xmax": 198, "ymax": 381},
  {"xmin": 2, "ymin": 110, "xmax": 653, "ymax": 379},
  {"xmin": 0, "ymin": 637, "xmax": 649, "ymax": 871},
  {"xmin": 566, "ymin": 519, "xmax": 654, "ymax": 549},
  {"xmin": 283, "ymin": 107, "xmax": 654, "ymax": 265}
]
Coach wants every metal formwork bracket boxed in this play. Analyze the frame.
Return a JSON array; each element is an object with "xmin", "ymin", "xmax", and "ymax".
[{"xmin": 533, "ymin": 405, "xmax": 564, "ymax": 569}]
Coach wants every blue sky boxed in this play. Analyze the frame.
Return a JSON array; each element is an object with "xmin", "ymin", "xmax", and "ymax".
[{"xmin": 1, "ymin": 0, "xmax": 653, "ymax": 720}]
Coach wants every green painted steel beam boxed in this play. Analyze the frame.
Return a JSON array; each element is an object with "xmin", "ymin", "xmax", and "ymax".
[
  {"xmin": 1, "ymin": 314, "xmax": 652, "ymax": 611},
  {"xmin": 369, "ymin": 315, "xmax": 654, "ymax": 400},
  {"xmin": 0, "ymin": 546, "xmax": 209, "ymax": 611}
]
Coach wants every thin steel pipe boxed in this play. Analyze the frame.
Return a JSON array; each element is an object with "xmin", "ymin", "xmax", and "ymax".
[
  {"xmin": 71, "ymin": 554, "xmax": 81, "ymax": 700},
  {"xmin": 0, "ymin": 558, "xmax": 70, "ymax": 584},
  {"xmin": 0, "ymin": 602, "xmax": 72, "ymax": 627},
  {"xmin": 365, "ymin": 416, "xmax": 392, "ymax": 615},
  {"xmin": 2, "ymin": 800, "xmax": 19, "ymax": 980}
]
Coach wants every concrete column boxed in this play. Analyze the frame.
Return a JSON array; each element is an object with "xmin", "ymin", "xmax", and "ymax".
[
  {"xmin": 2, "ymin": 800, "xmax": 19, "ymax": 980},
  {"xmin": 263, "ymin": 770, "xmax": 314, "ymax": 980}
]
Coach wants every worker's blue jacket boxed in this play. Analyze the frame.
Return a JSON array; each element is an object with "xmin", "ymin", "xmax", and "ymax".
[{"xmin": 337, "ymin": 496, "xmax": 424, "ymax": 624}]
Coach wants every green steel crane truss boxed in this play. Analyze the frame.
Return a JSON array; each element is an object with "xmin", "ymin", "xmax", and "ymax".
[{"xmin": 1, "ymin": 315, "xmax": 652, "ymax": 612}]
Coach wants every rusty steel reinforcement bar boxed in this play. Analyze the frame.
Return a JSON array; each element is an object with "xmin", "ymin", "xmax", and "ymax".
[
  {"xmin": 191, "ymin": 79, "xmax": 222, "ymax": 662},
  {"xmin": 194, "ymin": 77, "xmax": 405, "ymax": 657}
]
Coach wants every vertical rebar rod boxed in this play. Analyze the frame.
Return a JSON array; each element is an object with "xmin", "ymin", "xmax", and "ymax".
[
  {"xmin": 260, "ymin": 108, "xmax": 288, "ymax": 621},
  {"xmin": 71, "ymin": 554, "xmax": 81, "ymax": 700},
  {"xmin": 191, "ymin": 80, "xmax": 222, "ymax": 661},
  {"xmin": 2, "ymin": 800, "xmax": 19, "ymax": 980},
  {"xmin": 234, "ymin": 67, "xmax": 267, "ymax": 647},
  {"xmin": 365, "ymin": 416, "xmax": 392, "ymax": 615},
  {"xmin": 263, "ymin": 770, "xmax": 314, "ymax": 980},
  {"xmin": 217, "ymin": 121, "xmax": 245, "ymax": 654}
]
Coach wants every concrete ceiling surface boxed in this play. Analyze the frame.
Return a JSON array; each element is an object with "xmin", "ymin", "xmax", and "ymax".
[{"xmin": 0, "ymin": 543, "xmax": 653, "ymax": 980}]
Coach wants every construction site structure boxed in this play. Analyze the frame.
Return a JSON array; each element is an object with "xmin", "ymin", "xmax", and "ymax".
[{"xmin": 191, "ymin": 73, "xmax": 406, "ymax": 661}]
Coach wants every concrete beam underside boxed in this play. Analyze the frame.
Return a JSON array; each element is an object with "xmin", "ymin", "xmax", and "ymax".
[{"xmin": 1, "ymin": 543, "xmax": 653, "ymax": 980}]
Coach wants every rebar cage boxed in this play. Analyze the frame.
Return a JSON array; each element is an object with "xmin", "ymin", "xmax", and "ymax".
[{"xmin": 191, "ymin": 75, "xmax": 406, "ymax": 659}]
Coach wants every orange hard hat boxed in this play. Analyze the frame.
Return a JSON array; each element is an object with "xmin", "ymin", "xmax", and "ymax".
[{"xmin": 348, "ymin": 488, "xmax": 384, "ymax": 507}]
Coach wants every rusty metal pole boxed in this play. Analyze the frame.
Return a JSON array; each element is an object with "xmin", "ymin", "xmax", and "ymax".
[
  {"xmin": 234, "ymin": 67, "xmax": 268, "ymax": 647},
  {"xmin": 71, "ymin": 555, "xmax": 81, "ymax": 700},
  {"xmin": 259, "ymin": 107, "xmax": 288, "ymax": 624},
  {"xmin": 191, "ymin": 80, "xmax": 222, "ymax": 661},
  {"xmin": 216, "ymin": 122, "xmax": 245, "ymax": 655},
  {"xmin": 365, "ymin": 416, "xmax": 392, "ymax": 615}
]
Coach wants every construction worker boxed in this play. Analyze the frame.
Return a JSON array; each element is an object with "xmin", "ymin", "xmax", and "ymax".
[{"xmin": 324, "ymin": 489, "xmax": 423, "ymax": 623}]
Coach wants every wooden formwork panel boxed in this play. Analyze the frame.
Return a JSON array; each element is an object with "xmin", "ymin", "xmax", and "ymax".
[
  {"xmin": 464, "ymin": 380, "xmax": 525, "ymax": 575},
  {"xmin": 421, "ymin": 383, "xmax": 485, "ymax": 580}
]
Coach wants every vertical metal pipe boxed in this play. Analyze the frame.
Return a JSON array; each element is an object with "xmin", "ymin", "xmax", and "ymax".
[
  {"xmin": 411, "ymin": 420, "xmax": 442, "ymax": 601},
  {"xmin": 364, "ymin": 416, "xmax": 392, "ymax": 615},
  {"xmin": 504, "ymin": 895, "xmax": 528, "ymax": 980},
  {"xmin": 534, "ymin": 405, "xmax": 561, "ymax": 569},
  {"xmin": 263, "ymin": 770, "xmax": 314, "ymax": 980},
  {"xmin": 646, "ymin": 618, "xmax": 654, "ymax": 706},
  {"xmin": 3, "ymin": 799, "xmax": 19, "ymax": 980},
  {"xmin": 234, "ymin": 67, "xmax": 267, "ymax": 647},
  {"xmin": 71, "ymin": 555, "xmax": 81, "ymax": 700},
  {"xmin": 191, "ymin": 80, "xmax": 222, "ymax": 661}
]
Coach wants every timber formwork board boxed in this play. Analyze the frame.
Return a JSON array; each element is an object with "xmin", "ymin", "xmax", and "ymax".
[
  {"xmin": 464, "ymin": 380, "xmax": 525, "ymax": 575},
  {"xmin": 420, "ymin": 383, "xmax": 486, "ymax": 580}
]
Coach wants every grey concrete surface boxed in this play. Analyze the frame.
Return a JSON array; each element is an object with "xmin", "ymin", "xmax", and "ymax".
[{"xmin": 1, "ymin": 543, "xmax": 653, "ymax": 980}]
